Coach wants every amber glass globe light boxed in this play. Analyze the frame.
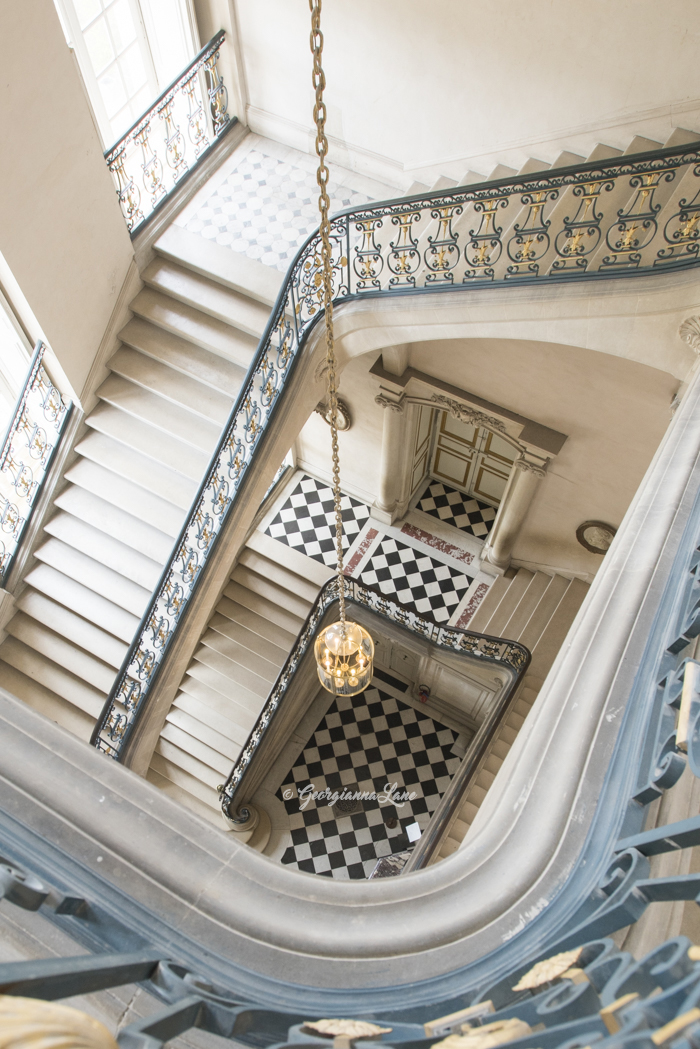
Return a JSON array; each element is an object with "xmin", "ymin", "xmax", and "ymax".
[{"xmin": 315, "ymin": 620, "xmax": 374, "ymax": 696}]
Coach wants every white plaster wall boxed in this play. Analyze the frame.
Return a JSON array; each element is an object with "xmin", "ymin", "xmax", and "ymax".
[
  {"xmin": 0, "ymin": 0, "xmax": 134, "ymax": 401},
  {"xmin": 232, "ymin": 0, "xmax": 700, "ymax": 186}
]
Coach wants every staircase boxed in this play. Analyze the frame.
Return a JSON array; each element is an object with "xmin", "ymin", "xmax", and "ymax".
[
  {"xmin": 146, "ymin": 530, "xmax": 332, "ymax": 829},
  {"xmin": 0, "ymin": 236, "xmax": 280, "ymax": 742},
  {"xmin": 432, "ymin": 568, "xmax": 589, "ymax": 863}
]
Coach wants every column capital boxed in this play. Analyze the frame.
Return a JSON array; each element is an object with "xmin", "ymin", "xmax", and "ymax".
[
  {"xmin": 514, "ymin": 456, "xmax": 548, "ymax": 478},
  {"xmin": 375, "ymin": 393, "xmax": 405, "ymax": 413}
]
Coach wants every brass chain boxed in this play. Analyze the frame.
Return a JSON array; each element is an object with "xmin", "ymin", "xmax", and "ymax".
[{"xmin": 309, "ymin": 0, "xmax": 346, "ymax": 626}]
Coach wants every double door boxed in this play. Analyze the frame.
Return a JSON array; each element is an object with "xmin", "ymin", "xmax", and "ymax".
[{"xmin": 430, "ymin": 410, "xmax": 517, "ymax": 506}]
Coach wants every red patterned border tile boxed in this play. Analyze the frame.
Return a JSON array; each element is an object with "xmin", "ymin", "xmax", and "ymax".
[
  {"xmin": 400, "ymin": 523, "xmax": 475, "ymax": 566},
  {"xmin": 344, "ymin": 527, "xmax": 379, "ymax": 575},
  {"xmin": 456, "ymin": 582, "xmax": 490, "ymax": 628}
]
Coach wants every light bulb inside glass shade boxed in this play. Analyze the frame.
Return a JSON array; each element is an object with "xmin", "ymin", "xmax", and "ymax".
[{"xmin": 314, "ymin": 620, "xmax": 374, "ymax": 696}]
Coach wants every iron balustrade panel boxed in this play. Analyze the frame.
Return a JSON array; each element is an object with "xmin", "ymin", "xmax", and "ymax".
[
  {"xmin": 92, "ymin": 141, "xmax": 700, "ymax": 761},
  {"xmin": 0, "ymin": 343, "xmax": 71, "ymax": 587},
  {"xmin": 104, "ymin": 31, "xmax": 233, "ymax": 235},
  {"xmin": 216, "ymin": 575, "xmax": 530, "ymax": 818}
]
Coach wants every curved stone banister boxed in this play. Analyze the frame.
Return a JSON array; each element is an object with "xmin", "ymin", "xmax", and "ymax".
[{"xmin": 92, "ymin": 139, "xmax": 700, "ymax": 760}]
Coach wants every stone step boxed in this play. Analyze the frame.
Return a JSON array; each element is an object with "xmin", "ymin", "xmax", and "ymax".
[
  {"xmin": 467, "ymin": 574, "xmax": 512, "ymax": 634},
  {"xmin": 33, "ymin": 537, "xmax": 151, "ymax": 618},
  {"xmin": 484, "ymin": 569, "xmax": 534, "ymax": 636},
  {"xmin": 44, "ymin": 510, "xmax": 162, "ymax": 592},
  {"xmin": 518, "ymin": 573, "xmax": 571, "ymax": 651},
  {"xmin": 97, "ymin": 373, "xmax": 221, "ymax": 454},
  {"xmin": 205, "ymin": 614, "xmax": 284, "ymax": 680},
  {"xmin": 159, "ymin": 719, "xmax": 232, "ymax": 778},
  {"xmin": 154, "ymin": 224, "xmax": 282, "ymax": 308},
  {"xmin": 192, "ymin": 639, "xmax": 271, "ymax": 701},
  {"xmin": 86, "ymin": 401, "xmax": 209, "ymax": 482},
  {"xmin": 65, "ymin": 458, "xmax": 183, "ymax": 539},
  {"xmin": 15, "ymin": 589, "xmax": 127, "ymax": 670},
  {"xmin": 109, "ymin": 346, "xmax": 232, "ymax": 426},
  {"xmin": 166, "ymin": 705, "xmax": 242, "ymax": 761},
  {"xmin": 147, "ymin": 764, "xmax": 222, "ymax": 826},
  {"xmin": 75, "ymin": 431, "xmax": 196, "ymax": 513},
  {"xmin": 186, "ymin": 659, "xmax": 265, "ymax": 723},
  {"xmin": 5, "ymin": 613, "xmax": 115, "ymax": 694},
  {"xmin": 155, "ymin": 736, "xmax": 225, "ymax": 792},
  {"xmin": 142, "ymin": 257, "xmax": 271, "ymax": 338},
  {"xmin": 54, "ymin": 485, "xmax": 172, "ymax": 565},
  {"xmin": 216, "ymin": 595, "xmax": 298, "ymax": 652},
  {"xmin": 23, "ymin": 562, "xmax": 139, "ymax": 643},
  {"xmin": 230, "ymin": 564, "xmax": 312, "ymax": 622},
  {"xmin": 501, "ymin": 571, "xmax": 552, "ymax": 640},
  {"xmin": 245, "ymin": 529, "xmax": 334, "ymax": 588},
  {"xmin": 119, "ymin": 316, "xmax": 247, "ymax": 398},
  {"xmin": 0, "ymin": 636, "xmax": 106, "ymax": 718},
  {"xmin": 130, "ymin": 287, "xmax": 257, "ymax": 370},
  {"xmin": 237, "ymin": 546, "xmax": 321, "ymax": 605},
  {"xmin": 176, "ymin": 678, "xmax": 257, "ymax": 743},
  {"xmin": 0, "ymin": 662, "xmax": 94, "ymax": 741},
  {"xmin": 208, "ymin": 610, "xmax": 288, "ymax": 668}
]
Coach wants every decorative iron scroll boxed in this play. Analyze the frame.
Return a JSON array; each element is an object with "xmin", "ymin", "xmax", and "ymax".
[
  {"xmin": 104, "ymin": 31, "xmax": 232, "ymax": 235},
  {"xmin": 92, "ymin": 140, "xmax": 700, "ymax": 760},
  {"xmin": 0, "ymin": 343, "xmax": 71, "ymax": 586},
  {"xmin": 216, "ymin": 575, "xmax": 529, "ymax": 815}
]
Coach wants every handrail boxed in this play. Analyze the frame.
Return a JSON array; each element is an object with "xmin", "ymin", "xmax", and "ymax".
[
  {"xmin": 217, "ymin": 574, "xmax": 530, "ymax": 820},
  {"xmin": 104, "ymin": 30, "xmax": 234, "ymax": 235},
  {"xmin": 0, "ymin": 343, "xmax": 71, "ymax": 587},
  {"xmin": 92, "ymin": 138, "xmax": 700, "ymax": 759}
]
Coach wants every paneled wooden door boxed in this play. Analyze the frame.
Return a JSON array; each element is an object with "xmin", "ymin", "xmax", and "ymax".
[{"xmin": 430, "ymin": 411, "xmax": 517, "ymax": 506}]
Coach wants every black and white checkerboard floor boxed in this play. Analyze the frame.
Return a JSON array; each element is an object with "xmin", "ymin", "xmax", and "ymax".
[
  {"xmin": 357, "ymin": 535, "xmax": 472, "ymax": 625},
  {"xmin": 278, "ymin": 679, "xmax": 460, "ymax": 879},
  {"xmin": 417, "ymin": 480, "xmax": 497, "ymax": 538},
  {"xmin": 264, "ymin": 474, "xmax": 370, "ymax": 569}
]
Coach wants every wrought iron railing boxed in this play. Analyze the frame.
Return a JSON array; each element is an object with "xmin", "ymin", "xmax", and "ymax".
[
  {"xmin": 105, "ymin": 30, "xmax": 233, "ymax": 235},
  {"xmin": 0, "ymin": 343, "xmax": 71, "ymax": 587},
  {"xmin": 216, "ymin": 575, "xmax": 529, "ymax": 819},
  {"xmin": 92, "ymin": 139, "xmax": 700, "ymax": 759}
]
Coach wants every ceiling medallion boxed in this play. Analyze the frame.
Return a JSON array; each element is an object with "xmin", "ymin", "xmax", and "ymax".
[{"xmin": 576, "ymin": 520, "xmax": 617, "ymax": 555}]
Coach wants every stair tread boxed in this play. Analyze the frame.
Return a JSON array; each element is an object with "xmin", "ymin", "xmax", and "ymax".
[
  {"xmin": 154, "ymin": 224, "xmax": 282, "ymax": 307},
  {"xmin": 192, "ymin": 642, "xmax": 271, "ymax": 699},
  {"xmin": 484, "ymin": 569, "xmax": 534, "ymax": 636},
  {"xmin": 97, "ymin": 373, "xmax": 221, "ymax": 454},
  {"xmin": 6, "ymin": 612, "xmax": 115, "ymax": 694},
  {"xmin": 230, "ymin": 565, "xmax": 312, "ymax": 621},
  {"xmin": 155, "ymin": 736, "xmax": 223, "ymax": 791},
  {"xmin": 130, "ymin": 287, "xmax": 257, "ymax": 369},
  {"xmin": 209, "ymin": 610, "xmax": 288, "ymax": 666},
  {"xmin": 159, "ymin": 720, "xmax": 232, "ymax": 777},
  {"xmin": 15, "ymin": 590, "xmax": 127, "ymax": 670},
  {"xmin": 518, "ymin": 574, "xmax": 571, "ymax": 650},
  {"xmin": 142, "ymin": 257, "xmax": 271, "ymax": 338},
  {"xmin": 109, "ymin": 346, "xmax": 232, "ymax": 426},
  {"xmin": 150, "ymin": 748, "xmax": 221, "ymax": 804},
  {"xmin": 34, "ymin": 537, "xmax": 151, "ymax": 618},
  {"xmin": 246, "ymin": 529, "xmax": 334, "ymax": 588},
  {"xmin": 202, "ymin": 620, "xmax": 282, "ymax": 682},
  {"xmin": 238, "ymin": 546, "xmax": 321, "ymax": 604},
  {"xmin": 119, "ymin": 315, "xmax": 246, "ymax": 396},
  {"xmin": 224, "ymin": 581, "xmax": 305, "ymax": 637},
  {"xmin": 175, "ymin": 679, "xmax": 257, "ymax": 740},
  {"xmin": 87, "ymin": 401, "xmax": 209, "ymax": 482},
  {"xmin": 44, "ymin": 510, "xmax": 162, "ymax": 591},
  {"xmin": 24, "ymin": 562, "xmax": 139, "ymax": 643},
  {"xmin": 502, "ymin": 571, "xmax": 552, "ymax": 640},
  {"xmin": 65, "ymin": 458, "xmax": 184, "ymax": 539},
  {"xmin": 216, "ymin": 595, "xmax": 297, "ymax": 651},
  {"xmin": 166, "ymin": 705, "xmax": 244, "ymax": 759},
  {"xmin": 0, "ymin": 663, "xmax": 95, "ymax": 741},
  {"xmin": 76, "ymin": 430, "xmax": 196, "ymax": 512},
  {"xmin": 55, "ymin": 485, "xmax": 172, "ymax": 564},
  {"xmin": 186, "ymin": 661, "xmax": 264, "ymax": 721},
  {"xmin": 0, "ymin": 636, "xmax": 105, "ymax": 717},
  {"xmin": 146, "ymin": 766, "xmax": 222, "ymax": 826}
]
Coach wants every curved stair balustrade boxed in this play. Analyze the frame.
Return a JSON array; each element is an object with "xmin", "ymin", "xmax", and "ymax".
[
  {"xmin": 0, "ymin": 343, "xmax": 72, "ymax": 588},
  {"xmin": 92, "ymin": 139, "xmax": 700, "ymax": 761},
  {"xmin": 104, "ymin": 31, "xmax": 234, "ymax": 235},
  {"xmin": 217, "ymin": 574, "xmax": 530, "ymax": 828}
]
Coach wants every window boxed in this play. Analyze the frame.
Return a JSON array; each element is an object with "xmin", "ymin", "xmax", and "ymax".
[{"xmin": 54, "ymin": 0, "xmax": 198, "ymax": 146}]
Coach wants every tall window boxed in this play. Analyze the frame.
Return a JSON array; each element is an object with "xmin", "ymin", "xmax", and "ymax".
[
  {"xmin": 0, "ymin": 298, "xmax": 32, "ymax": 435},
  {"xmin": 54, "ymin": 0, "xmax": 199, "ymax": 146}
]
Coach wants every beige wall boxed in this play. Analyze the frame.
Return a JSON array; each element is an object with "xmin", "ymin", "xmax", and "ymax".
[
  {"xmin": 297, "ymin": 338, "xmax": 678, "ymax": 578},
  {"xmin": 231, "ymin": 0, "xmax": 700, "ymax": 187},
  {"xmin": 0, "ymin": 0, "xmax": 133, "ymax": 401}
]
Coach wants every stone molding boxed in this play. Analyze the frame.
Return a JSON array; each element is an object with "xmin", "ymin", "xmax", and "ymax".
[
  {"xmin": 374, "ymin": 394, "xmax": 405, "ymax": 413},
  {"xmin": 514, "ymin": 456, "xmax": 548, "ymax": 478},
  {"xmin": 679, "ymin": 315, "xmax": 700, "ymax": 353}
]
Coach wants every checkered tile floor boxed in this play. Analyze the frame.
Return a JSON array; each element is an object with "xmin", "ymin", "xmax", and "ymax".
[
  {"xmin": 265, "ymin": 475, "xmax": 371, "ymax": 568},
  {"xmin": 417, "ymin": 480, "xmax": 497, "ymax": 538},
  {"xmin": 278, "ymin": 680, "xmax": 460, "ymax": 879},
  {"xmin": 358, "ymin": 535, "xmax": 473, "ymax": 625}
]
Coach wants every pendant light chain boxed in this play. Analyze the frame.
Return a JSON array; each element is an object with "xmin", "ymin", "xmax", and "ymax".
[{"xmin": 309, "ymin": 0, "xmax": 346, "ymax": 628}]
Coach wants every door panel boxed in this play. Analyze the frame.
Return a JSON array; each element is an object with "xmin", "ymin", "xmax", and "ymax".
[{"xmin": 429, "ymin": 410, "xmax": 516, "ymax": 509}]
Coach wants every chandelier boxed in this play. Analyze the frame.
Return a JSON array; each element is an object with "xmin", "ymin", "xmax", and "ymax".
[{"xmin": 309, "ymin": 0, "xmax": 374, "ymax": 697}]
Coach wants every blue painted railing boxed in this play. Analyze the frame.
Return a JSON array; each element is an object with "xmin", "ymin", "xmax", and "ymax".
[{"xmin": 92, "ymin": 139, "xmax": 700, "ymax": 758}]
